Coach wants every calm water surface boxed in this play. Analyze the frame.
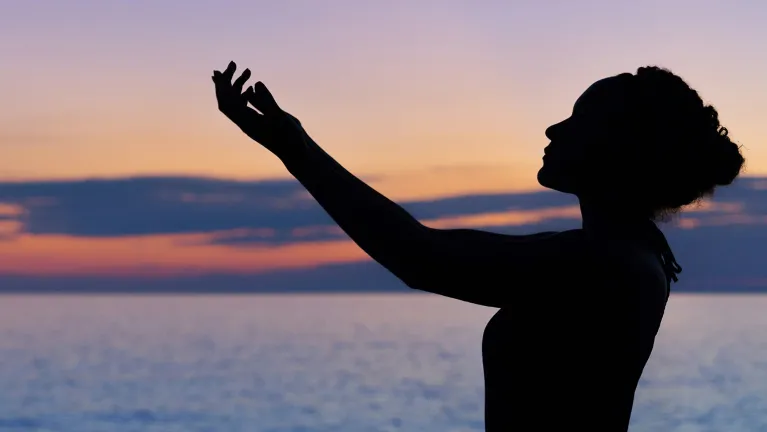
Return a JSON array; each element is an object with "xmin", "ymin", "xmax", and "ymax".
[{"xmin": 0, "ymin": 294, "xmax": 766, "ymax": 431}]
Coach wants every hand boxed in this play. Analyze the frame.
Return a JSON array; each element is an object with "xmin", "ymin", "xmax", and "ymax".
[{"xmin": 212, "ymin": 61, "xmax": 308, "ymax": 159}]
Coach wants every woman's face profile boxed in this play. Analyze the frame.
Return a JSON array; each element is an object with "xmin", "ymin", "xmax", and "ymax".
[{"xmin": 537, "ymin": 75, "xmax": 633, "ymax": 195}]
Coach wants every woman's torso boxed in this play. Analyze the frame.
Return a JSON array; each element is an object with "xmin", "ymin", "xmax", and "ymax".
[{"xmin": 481, "ymin": 228, "xmax": 670, "ymax": 431}]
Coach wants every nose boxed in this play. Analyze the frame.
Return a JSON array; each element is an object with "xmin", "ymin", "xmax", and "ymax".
[
  {"xmin": 545, "ymin": 125, "xmax": 554, "ymax": 140},
  {"xmin": 545, "ymin": 120, "xmax": 566, "ymax": 140}
]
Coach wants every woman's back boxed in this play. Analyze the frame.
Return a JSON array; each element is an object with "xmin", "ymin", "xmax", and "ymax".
[{"xmin": 481, "ymin": 228, "xmax": 670, "ymax": 430}]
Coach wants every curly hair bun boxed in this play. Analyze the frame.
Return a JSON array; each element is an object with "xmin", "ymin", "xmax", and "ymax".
[{"xmin": 710, "ymin": 128, "xmax": 745, "ymax": 186}]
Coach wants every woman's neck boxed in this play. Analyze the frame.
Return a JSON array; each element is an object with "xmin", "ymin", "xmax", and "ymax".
[
  {"xmin": 578, "ymin": 197, "xmax": 681, "ymax": 284},
  {"xmin": 579, "ymin": 199, "xmax": 652, "ymax": 233}
]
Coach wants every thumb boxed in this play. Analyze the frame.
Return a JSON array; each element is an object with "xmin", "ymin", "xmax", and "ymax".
[{"xmin": 248, "ymin": 81, "xmax": 282, "ymax": 116}]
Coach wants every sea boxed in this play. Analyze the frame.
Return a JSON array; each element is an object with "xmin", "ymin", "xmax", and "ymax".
[{"xmin": 0, "ymin": 293, "xmax": 766, "ymax": 432}]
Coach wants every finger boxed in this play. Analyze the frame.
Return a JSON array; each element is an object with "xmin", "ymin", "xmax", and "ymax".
[
  {"xmin": 241, "ymin": 86, "xmax": 255, "ymax": 109},
  {"xmin": 248, "ymin": 81, "xmax": 282, "ymax": 115},
  {"xmin": 222, "ymin": 61, "xmax": 236, "ymax": 81},
  {"xmin": 232, "ymin": 68, "xmax": 251, "ymax": 93},
  {"xmin": 243, "ymin": 86, "xmax": 255, "ymax": 101},
  {"xmin": 212, "ymin": 71, "xmax": 227, "ymax": 92},
  {"xmin": 212, "ymin": 72, "xmax": 229, "ymax": 99}
]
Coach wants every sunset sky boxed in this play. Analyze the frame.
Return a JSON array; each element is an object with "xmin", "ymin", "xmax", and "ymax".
[{"xmin": 2, "ymin": 0, "xmax": 766, "ymax": 289}]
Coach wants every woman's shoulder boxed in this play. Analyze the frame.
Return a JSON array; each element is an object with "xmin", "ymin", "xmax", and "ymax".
[
  {"xmin": 575, "ymin": 228, "xmax": 669, "ymax": 298},
  {"xmin": 489, "ymin": 227, "xmax": 667, "ymax": 293}
]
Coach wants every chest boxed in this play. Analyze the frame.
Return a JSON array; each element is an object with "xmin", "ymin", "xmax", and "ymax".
[{"xmin": 481, "ymin": 294, "xmax": 641, "ymax": 358}]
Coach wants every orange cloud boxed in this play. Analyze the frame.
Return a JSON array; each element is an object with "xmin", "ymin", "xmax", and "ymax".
[
  {"xmin": 0, "ymin": 233, "xmax": 366, "ymax": 277},
  {"xmin": 424, "ymin": 205, "xmax": 580, "ymax": 229},
  {"xmin": 0, "ymin": 203, "xmax": 24, "ymax": 217}
]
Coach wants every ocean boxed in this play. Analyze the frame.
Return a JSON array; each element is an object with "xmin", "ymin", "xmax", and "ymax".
[{"xmin": 0, "ymin": 293, "xmax": 765, "ymax": 432}]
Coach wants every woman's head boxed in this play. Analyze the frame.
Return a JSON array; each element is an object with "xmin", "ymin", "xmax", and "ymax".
[{"xmin": 538, "ymin": 66, "xmax": 745, "ymax": 220}]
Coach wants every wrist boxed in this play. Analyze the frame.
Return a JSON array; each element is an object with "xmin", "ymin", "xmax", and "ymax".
[{"xmin": 280, "ymin": 135, "xmax": 314, "ymax": 175}]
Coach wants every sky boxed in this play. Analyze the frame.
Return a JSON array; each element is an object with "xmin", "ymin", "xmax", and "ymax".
[{"xmin": 1, "ymin": 0, "xmax": 766, "ymax": 292}]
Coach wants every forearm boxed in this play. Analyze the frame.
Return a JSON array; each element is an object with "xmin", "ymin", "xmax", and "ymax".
[{"xmin": 280, "ymin": 136, "xmax": 430, "ymax": 281}]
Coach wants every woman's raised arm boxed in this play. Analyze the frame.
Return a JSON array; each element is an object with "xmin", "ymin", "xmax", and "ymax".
[{"xmin": 212, "ymin": 61, "xmax": 584, "ymax": 308}]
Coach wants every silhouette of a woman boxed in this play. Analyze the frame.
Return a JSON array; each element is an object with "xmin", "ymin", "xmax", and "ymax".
[{"xmin": 212, "ymin": 62, "xmax": 745, "ymax": 431}]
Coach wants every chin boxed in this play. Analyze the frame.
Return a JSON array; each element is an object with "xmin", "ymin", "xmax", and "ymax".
[
  {"xmin": 536, "ymin": 165, "xmax": 556, "ymax": 188},
  {"xmin": 537, "ymin": 165, "xmax": 575, "ymax": 194}
]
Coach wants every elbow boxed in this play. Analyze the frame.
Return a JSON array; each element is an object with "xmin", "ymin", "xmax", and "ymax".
[
  {"xmin": 377, "ymin": 255, "xmax": 435, "ymax": 293},
  {"xmin": 394, "ymin": 264, "xmax": 448, "ymax": 295},
  {"xmin": 400, "ymin": 274, "xmax": 428, "ymax": 292},
  {"xmin": 374, "ymin": 227, "xmax": 438, "ymax": 287},
  {"xmin": 359, "ymin": 225, "xmax": 452, "ymax": 293},
  {"xmin": 387, "ymin": 264, "xmax": 424, "ymax": 291}
]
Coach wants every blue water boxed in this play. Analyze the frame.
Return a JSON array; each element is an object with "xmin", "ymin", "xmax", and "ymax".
[{"xmin": 1, "ymin": 294, "xmax": 766, "ymax": 431}]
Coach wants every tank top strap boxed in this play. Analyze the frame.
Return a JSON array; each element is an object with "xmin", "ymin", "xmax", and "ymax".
[{"xmin": 644, "ymin": 220, "xmax": 682, "ymax": 297}]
